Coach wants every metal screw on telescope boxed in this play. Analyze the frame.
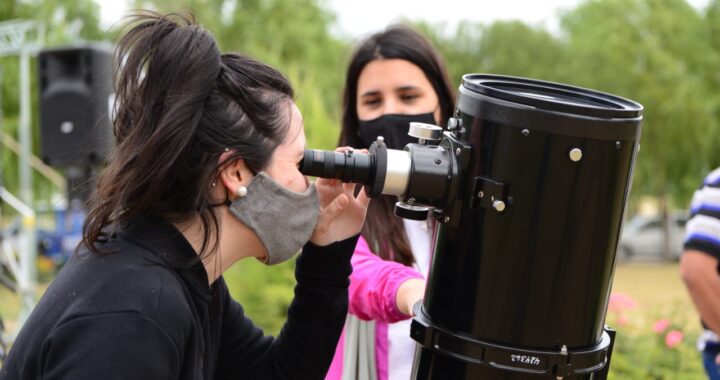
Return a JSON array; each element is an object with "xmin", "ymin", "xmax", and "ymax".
[
  {"xmin": 447, "ymin": 117, "xmax": 461, "ymax": 131},
  {"xmin": 557, "ymin": 345, "xmax": 569, "ymax": 380},
  {"xmin": 493, "ymin": 200, "xmax": 506, "ymax": 212},
  {"xmin": 569, "ymin": 148, "xmax": 583, "ymax": 162}
]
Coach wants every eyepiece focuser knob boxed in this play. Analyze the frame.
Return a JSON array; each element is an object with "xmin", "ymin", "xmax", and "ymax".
[
  {"xmin": 394, "ymin": 201, "xmax": 429, "ymax": 220},
  {"xmin": 408, "ymin": 122, "xmax": 443, "ymax": 144}
]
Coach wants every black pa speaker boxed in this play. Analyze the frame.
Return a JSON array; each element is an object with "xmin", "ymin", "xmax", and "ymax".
[{"xmin": 39, "ymin": 44, "xmax": 114, "ymax": 167}]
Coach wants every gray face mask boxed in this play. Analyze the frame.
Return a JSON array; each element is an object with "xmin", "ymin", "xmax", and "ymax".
[{"xmin": 228, "ymin": 172, "xmax": 320, "ymax": 265}]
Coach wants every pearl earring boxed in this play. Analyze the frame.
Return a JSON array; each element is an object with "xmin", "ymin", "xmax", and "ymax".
[
  {"xmin": 211, "ymin": 181, "xmax": 217, "ymax": 187},
  {"xmin": 236, "ymin": 186, "xmax": 248, "ymax": 197}
]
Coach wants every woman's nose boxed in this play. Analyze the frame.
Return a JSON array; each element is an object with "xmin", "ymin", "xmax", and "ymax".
[{"xmin": 382, "ymin": 97, "xmax": 402, "ymax": 115}]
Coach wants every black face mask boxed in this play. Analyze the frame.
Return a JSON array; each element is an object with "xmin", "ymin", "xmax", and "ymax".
[{"xmin": 357, "ymin": 112, "xmax": 438, "ymax": 150}]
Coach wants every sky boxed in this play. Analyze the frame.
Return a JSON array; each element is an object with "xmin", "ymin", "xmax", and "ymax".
[{"xmin": 99, "ymin": 0, "xmax": 712, "ymax": 37}]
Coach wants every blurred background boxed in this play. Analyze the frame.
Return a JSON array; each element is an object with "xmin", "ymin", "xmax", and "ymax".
[{"xmin": 1, "ymin": 0, "xmax": 719, "ymax": 377}]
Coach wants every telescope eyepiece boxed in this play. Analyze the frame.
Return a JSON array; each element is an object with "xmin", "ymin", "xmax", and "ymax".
[
  {"xmin": 299, "ymin": 149, "xmax": 368, "ymax": 183},
  {"xmin": 299, "ymin": 142, "xmax": 388, "ymax": 197}
]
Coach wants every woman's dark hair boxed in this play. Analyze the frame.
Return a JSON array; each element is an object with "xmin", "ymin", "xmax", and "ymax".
[
  {"xmin": 338, "ymin": 25, "xmax": 455, "ymax": 266},
  {"xmin": 83, "ymin": 11, "xmax": 294, "ymax": 258}
]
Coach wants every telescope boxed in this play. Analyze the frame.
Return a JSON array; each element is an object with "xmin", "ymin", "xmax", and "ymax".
[{"xmin": 300, "ymin": 74, "xmax": 643, "ymax": 379}]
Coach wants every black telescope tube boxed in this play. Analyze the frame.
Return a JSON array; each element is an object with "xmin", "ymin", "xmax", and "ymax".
[{"xmin": 411, "ymin": 74, "xmax": 643, "ymax": 379}]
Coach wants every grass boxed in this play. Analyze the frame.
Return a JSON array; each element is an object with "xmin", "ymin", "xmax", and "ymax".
[
  {"xmin": 613, "ymin": 262, "xmax": 689, "ymax": 309},
  {"xmin": 0, "ymin": 282, "xmax": 48, "ymax": 335},
  {"xmin": 0, "ymin": 286, "xmax": 22, "ymax": 334},
  {"xmin": 611, "ymin": 261, "xmax": 700, "ymax": 332}
]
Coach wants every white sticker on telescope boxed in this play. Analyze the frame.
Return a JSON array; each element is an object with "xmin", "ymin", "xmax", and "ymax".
[{"xmin": 511, "ymin": 354, "xmax": 541, "ymax": 366}]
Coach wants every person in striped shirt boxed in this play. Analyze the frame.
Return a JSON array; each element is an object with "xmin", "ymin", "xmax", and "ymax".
[{"xmin": 681, "ymin": 168, "xmax": 720, "ymax": 380}]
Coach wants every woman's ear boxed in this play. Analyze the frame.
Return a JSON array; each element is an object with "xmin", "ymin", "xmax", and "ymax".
[{"xmin": 219, "ymin": 158, "xmax": 254, "ymax": 198}]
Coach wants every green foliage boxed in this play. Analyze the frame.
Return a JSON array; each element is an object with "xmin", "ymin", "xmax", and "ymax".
[
  {"xmin": 288, "ymin": 64, "xmax": 342, "ymax": 149},
  {"xmin": 558, "ymin": 0, "xmax": 720, "ymax": 204},
  {"xmin": 416, "ymin": 19, "xmax": 569, "ymax": 96},
  {"xmin": 223, "ymin": 257, "xmax": 296, "ymax": 336}
]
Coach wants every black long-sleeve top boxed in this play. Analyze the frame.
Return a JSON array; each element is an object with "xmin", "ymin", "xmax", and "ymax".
[{"xmin": 0, "ymin": 216, "xmax": 357, "ymax": 379}]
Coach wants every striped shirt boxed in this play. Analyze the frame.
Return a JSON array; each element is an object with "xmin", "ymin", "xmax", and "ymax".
[
  {"xmin": 684, "ymin": 167, "xmax": 720, "ymax": 260},
  {"xmin": 684, "ymin": 168, "xmax": 720, "ymax": 349}
]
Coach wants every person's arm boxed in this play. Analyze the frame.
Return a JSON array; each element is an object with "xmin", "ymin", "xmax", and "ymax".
[
  {"xmin": 680, "ymin": 173, "xmax": 720, "ymax": 335},
  {"xmin": 681, "ymin": 250, "xmax": 720, "ymax": 334},
  {"xmin": 41, "ymin": 313, "xmax": 182, "ymax": 379},
  {"xmin": 348, "ymin": 236, "xmax": 425, "ymax": 322},
  {"xmin": 396, "ymin": 278, "xmax": 426, "ymax": 316},
  {"xmin": 216, "ymin": 236, "xmax": 358, "ymax": 380}
]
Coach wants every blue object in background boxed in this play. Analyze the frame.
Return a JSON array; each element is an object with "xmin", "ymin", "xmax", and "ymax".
[{"xmin": 38, "ymin": 205, "xmax": 85, "ymax": 265}]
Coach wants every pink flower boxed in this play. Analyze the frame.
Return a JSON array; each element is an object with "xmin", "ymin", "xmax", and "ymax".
[
  {"xmin": 616, "ymin": 313, "xmax": 629, "ymax": 326},
  {"xmin": 652, "ymin": 319, "xmax": 670, "ymax": 334},
  {"xmin": 665, "ymin": 330, "xmax": 684, "ymax": 348},
  {"xmin": 608, "ymin": 292, "xmax": 638, "ymax": 313}
]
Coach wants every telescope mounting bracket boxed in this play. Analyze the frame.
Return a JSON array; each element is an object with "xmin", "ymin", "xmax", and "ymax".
[{"xmin": 470, "ymin": 176, "xmax": 509, "ymax": 213}]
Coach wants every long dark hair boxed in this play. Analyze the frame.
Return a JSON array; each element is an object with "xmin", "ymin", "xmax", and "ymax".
[
  {"xmin": 83, "ymin": 11, "xmax": 294, "ymax": 259},
  {"xmin": 338, "ymin": 25, "xmax": 455, "ymax": 266}
]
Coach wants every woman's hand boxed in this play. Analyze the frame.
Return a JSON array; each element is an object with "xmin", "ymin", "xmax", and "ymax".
[
  {"xmin": 396, "ymin": 278, "xmax": 426, "ymax": 316},
  {"xmin": 310, "ymin": 148, "xmax": 370, "ymax": 246}
]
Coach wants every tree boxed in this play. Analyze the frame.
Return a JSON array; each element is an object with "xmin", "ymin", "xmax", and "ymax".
[
  {"xmin": 417, "ymin": 19, "xmax": 568, "ymax": 94},
  {"xmin": 560, "ymin": 0, "xmax": 720, "ymax": 206}
]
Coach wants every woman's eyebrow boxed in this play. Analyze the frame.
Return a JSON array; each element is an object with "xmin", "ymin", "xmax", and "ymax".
[
  {"xmin": 361, "ymin": 85, "xmax": 420, "ymax": 98},
  {"xmin": 359, "ymin": 90, "xmax": 381, "ymax": 98},
  {"xmin": 396, "ymin": 85, "xmax": 421, "ymax": 92}
]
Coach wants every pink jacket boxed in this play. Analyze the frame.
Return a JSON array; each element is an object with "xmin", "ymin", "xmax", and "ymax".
[{"xmin": 325, "ymin": 236, "xmax": 424, "ymax": 380}]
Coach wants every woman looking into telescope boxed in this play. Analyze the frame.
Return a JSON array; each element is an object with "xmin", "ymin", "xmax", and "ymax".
[
  {"xmin": 0, "ymin": 12, "xmax": 370, "ymax": 380},
  {"xmin": 326, "ymin": 25, "xmax": 456, "ymax": 380}
]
